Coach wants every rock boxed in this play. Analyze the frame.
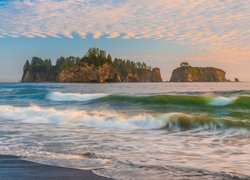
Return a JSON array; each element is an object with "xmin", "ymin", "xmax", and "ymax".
[
  {"xmin": 21, "ymin": 71, "xmax": 31, "ymax": 82},
  {"xmin": 170, "ymin": 66, "xmax": 228, "ymax": 82},
  {"xmin": 124, "ymin": 68, "xmax": 162, "ymax": 82},
  {"xmin": 151, "ymin": 68, "xmax": 162, "ymax": 82},
  {"xmin": 234, "ymin": 78, "xmax": 240, "ymax": 82},
  {"xmin": 125, "ymin": 73, "xmax": 139, "ymax": 82},
  {"xmin": 21, "ymin": 61, "xmax": 163, "ymax": 83},
  {"xmin": 21, "ymin": 49, "xmax": 163, "ymax": 83},
  {"xmin": 58, "ymin": 63, "xmax": 122, "ymax": 83}
]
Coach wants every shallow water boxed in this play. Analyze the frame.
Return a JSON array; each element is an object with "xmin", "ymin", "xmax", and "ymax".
[{"xmin": 0, "ymin": 82, "xmax": 250, "ymax": 179}]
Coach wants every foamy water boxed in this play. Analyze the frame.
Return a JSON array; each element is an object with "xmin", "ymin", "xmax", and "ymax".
[
  {"xmin": 0, "ymin": 82, "xmax": 250, "ymax": 179},
  {"xmin": 46, "ymin": 92, "xmax": 108, "ymax": 102},
  {"xmin": 208, "ymin": 96, "xmax": 237, "ymax": 106}
]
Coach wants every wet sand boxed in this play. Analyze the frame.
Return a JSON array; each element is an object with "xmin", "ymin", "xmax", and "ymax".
[{"xmin": 0, "ymin": 155, "xmax": 112, "ymax": 180}]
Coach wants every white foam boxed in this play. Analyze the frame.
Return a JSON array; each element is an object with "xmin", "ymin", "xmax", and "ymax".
[
  {"xmin": 0, "ymin": 105, "xmax": 167, "ymax": 130},
  {"xmin": 46, "ymin": 92, "xmax": 108, "ymax": 102},
  {"xmin": 0, "ymin": 105, "xmax": 246, "ymax": 133},
  {"xmin": 208, "ymin": 96, "xmax": 236, "ymax": 106}
]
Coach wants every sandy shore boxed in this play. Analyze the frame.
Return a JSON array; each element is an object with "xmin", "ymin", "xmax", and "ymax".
[{"xmin": 0, "ymin": 155, "xmax": 112, "ymax": 180}]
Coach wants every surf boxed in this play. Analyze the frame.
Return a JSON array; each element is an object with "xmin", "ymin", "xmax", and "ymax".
[
  {"xmin": 100, "ymin": 94, "xmax": 250, "ymax": 108},
  {"xmin": 45, "ymin": 91, "xmax": 250, "ymax": 108},
  {"xmin": 0, "ymin": 105, "xmax": 249, "ymax": 135},
  {"xmin": 46, "ymin": 92, "xmax": 108, "ymax": 102},
  {"xmin": 2, "ymin": 88, "xmax": 250, "ymax": 109}
]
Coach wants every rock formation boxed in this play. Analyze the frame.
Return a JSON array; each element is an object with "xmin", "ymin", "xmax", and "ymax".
[
  {"xmin": 58, "ymin": 63, "xmax": 122, "ymax": 83},
  {"xmin": 170, "ymin": 63, "xmax": 228, "ymax": 82},
  {"xmin": 21, "ymin": 48, "xmax": 162, "ymax": 83},
  {"xmin": 234, "ymin": 78, "xmax": 240, "ymax": 82},
  {"xmin": 124, "ymin": 68, "xmax": 162, "ymax": 82}
]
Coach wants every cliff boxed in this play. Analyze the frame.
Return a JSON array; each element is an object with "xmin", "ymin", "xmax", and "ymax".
[
  {"xmin": 21, "ymin": 48, "xmax": 162, "ymax": 83},
  {"xmin": 58, "ymin": 63, "xmax": 122, "ymax": 83},
  {"xmin": 170, "ymin": 64, "xmax": 228, "ymax": 82},
  {"xmin": 123, "ymin": 68, "xmax": 162, "ymax": 82}
]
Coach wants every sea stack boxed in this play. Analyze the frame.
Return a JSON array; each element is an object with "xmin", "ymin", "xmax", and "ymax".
[
  {"xmin": 234, "ymin": 78, "xmax": 240, "ymax": 82},
  {"xmin": 21, "ymin": 48, "xmax": 163, "ymax": 83},
  {"xmin": 170, "ymin": 62, "xmax": 228, "ymax": 82}
]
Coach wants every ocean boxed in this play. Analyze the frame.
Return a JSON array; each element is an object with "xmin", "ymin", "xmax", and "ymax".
[{"xmin": 0, "ymin": 82, "xmax": 250, "ymax": 179}]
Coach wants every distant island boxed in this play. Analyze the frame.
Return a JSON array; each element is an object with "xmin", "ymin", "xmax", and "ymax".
[
  {"xmin": 21, "ymin": 48, "xmax": 162, "ymax": 83},
  {"xmin": 170, "ymin": 62, "xmax": 236, "ymax": 82}
]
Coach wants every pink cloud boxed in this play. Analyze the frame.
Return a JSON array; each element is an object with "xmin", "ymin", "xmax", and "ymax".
[{"xmin": 0, "ymin": 0, "xmax": 249, "ymax": 53}]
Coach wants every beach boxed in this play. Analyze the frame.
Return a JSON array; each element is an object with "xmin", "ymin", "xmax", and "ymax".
[
  {"xmin": 0, "ymin": 155, "xmax": 111, "ymax": 180},
  {"xmin": 1, "ymin": 154, "xmax": 249, "ymax": 180}
]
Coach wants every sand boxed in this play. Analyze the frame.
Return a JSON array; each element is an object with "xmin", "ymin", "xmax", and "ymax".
[{"xmin": 0, "ymin": 155, "xmax": 112, "ymax": 180}]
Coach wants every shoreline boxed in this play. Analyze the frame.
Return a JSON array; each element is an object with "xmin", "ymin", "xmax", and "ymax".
[
  {"xmin": 1, "ymin": 155, "xmax": 249, "ymax": 180},
  {"xmin": 0, "ymin": 155, "xmax": 112, "ymax": 180}
]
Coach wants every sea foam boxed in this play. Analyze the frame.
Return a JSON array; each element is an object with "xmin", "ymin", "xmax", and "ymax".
[
  {"xmin": 0, "ymin": 105, "xmax": 248, "ymax": 133},
  {"xmin": 0, "ymin": 105, "xmax": 165, "ymax": 130},
  {"xmin": 208, "ymin": 96, "xmax": 236, "ymax": 106},
  {"xmin": 46, "ymin": 92, "xmax": 108, "ymax": 102}
]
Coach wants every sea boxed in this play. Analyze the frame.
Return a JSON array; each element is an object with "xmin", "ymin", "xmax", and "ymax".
[{"xmin": 0, "ymin": 82, "xmax": 250, "ymax": 179}]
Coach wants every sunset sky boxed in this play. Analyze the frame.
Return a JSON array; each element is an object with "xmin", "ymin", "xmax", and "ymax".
[{"xmin": 0, "ymin": 0, "xmax": 249, "ymax": 81}]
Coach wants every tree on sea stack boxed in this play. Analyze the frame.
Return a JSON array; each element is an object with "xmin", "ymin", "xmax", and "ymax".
[
  {"xmin": 180, "ymin": 62, "xmax": 191, "ymax": 67},
  {"xmin": 83, "ymin": 48, "xmax": 112, "ymax": 66}
]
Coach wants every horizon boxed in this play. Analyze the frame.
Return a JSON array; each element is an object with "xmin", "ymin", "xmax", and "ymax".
[{"xmin": 0, "ymin": 0, "xmax": 250, "ymax": 82}]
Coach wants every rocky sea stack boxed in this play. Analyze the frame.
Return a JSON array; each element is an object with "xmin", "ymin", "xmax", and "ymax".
[
  {"xmin": 170, "ymin": 62, "xmax": 228, "ymax": 82},
  {"xmin": 21, "ymin": 48, "xmax": 162, "ymax": 83}
]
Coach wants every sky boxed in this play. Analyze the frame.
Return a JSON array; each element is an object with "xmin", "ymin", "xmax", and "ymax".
[{"xmin": 0, "ymin": 0, "xmax": 249, "ymax": 82}]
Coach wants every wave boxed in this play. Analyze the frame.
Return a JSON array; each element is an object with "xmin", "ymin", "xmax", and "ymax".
[
  {"xmin": 112, "ymin": 161, "xmax": 250, "ymax": 180},
  {"xmin": 46, "ymin": 92, "xmax": 108, "ymax": 102},
  {"xmin": 100, "ymin": 94, "xmax": 250, "ymax": 108},
  {"xmin": 2, "ymin": 89, "xmax": 250, "ymax": 108},
  {"xmin": 45, "ymin": 92, "xmax": 250, "ymax": 108},
  {"xmin": 0, "ymin": 105, "xmax": 249, "ymax": 134},
  {"xmin": 207, "ymin": 96, "xmax": 237, "ymax": 106}
]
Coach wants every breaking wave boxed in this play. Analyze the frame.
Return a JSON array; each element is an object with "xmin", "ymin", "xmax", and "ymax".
[
  {"xmin": 100, "ymin": 94, "xmax": 250, "ymax": 108},
  {"xmin": 0, "ymin": 105, "xmax": 249, "ymax": 134},
  {"xmin": 45, "ymin": 92, "xmax": 250, "ymax": 109},
  {"xmin": 207, "ymin": 96, "xmax": 237, "ymax": 106},
  {"xmin": 46, "ymin": 92, "xmax": 108, "ymax": 102}
]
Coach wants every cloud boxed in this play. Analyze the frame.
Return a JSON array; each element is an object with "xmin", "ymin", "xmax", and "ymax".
[
  {"xmin": 123, "ymin": 33, "xmax": 136, "ymax": 39},
  {"xmin": 93, "ymin": 32, "xmax": 103, "ymax": 39},
  {"xmin": 107, "ymin": 32, "xmax": 120, "ymax": 38},
  {"xmin": 0, "ymin": 0, "xmax": 249, "ymax": 52}
]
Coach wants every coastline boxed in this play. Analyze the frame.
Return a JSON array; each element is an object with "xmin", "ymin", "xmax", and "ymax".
[
  {"xmin": 0, "ymin": 155, "xmax": 112, "ymax": 180},
  {"xmin": 1, "ymin": 155, "xmax": 249, "ymax": 180}
]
